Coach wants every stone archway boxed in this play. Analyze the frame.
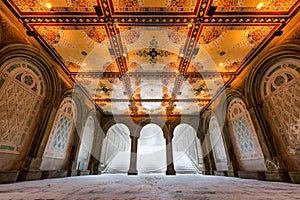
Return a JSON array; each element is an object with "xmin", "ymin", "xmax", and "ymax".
[
  {"xmin": 137, "ymin": 123, "xmax": 166, "ymax": 174},
  {"xmin": 100, "ymin": 123, "xmax": 131, "ymax": 174},
  {"xmin": 173, "ymin": 124, "xmax": 203, "ymax": 174}
]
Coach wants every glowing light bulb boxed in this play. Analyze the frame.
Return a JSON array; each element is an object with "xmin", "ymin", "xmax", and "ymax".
[
  {"xmin": 45, "ymin": 3, "xmax": 52, "ymax": 9},
  {"xmin": 256, "ymin": 3, "xmax": 264, "ymax": 10},
  {"xmin": 219, "ymin": 63, "xmax": 223, "ymax": 67}
]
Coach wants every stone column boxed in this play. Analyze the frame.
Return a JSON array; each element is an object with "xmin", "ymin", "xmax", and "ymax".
[
  {"xmin": 165, "ymin": 134, "xmax": 176, "ymax": 175},
  {"xmin": 18, "ymin": 102, "xmax": 58, "ymax": 181},
  {"xmin": 128, "ymin": 135, "xmax": 139, "ymax": 175}
]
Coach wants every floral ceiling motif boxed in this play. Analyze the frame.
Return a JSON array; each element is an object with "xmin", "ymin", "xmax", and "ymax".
[{"xmin": 5, "ymin": 0, "xmax": 299, "ymax": 115}]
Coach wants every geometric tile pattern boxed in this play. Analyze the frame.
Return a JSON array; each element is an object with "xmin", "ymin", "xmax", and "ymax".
[
  {"xmin": 43, "ymin": 97, "xmax": 76, "ymax": 159},
  {"xmin": 228, "ymin": 98, "xmax": 264, "ymax": 160},
  {"xmin": 209, "ymin": 116, "xmax": 227, "ymax": 163},
  {"xmin": 262, "ymin": 62, "xmax": 300, "ymax": 155},
  {"xmin": 0, "ymin": 61, "xmax": 44, "ymax": 153},
  {"xmin": 212, "ymin": 0, "xmax": 298, "ymax": 13}
]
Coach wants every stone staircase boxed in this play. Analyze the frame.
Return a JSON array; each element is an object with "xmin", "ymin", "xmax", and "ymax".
[
  {"xmin": 174, "ymin": 152, "xmax": 199, "ymax": 174},
  {"xmin": 104, "ymin": 151, "xmax": 199, "ymax": 174}
]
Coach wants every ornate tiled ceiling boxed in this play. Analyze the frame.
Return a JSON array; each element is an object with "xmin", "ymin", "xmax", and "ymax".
[{"xmin": 3, "ymin": 0, "xmax": 299, "ymax": 116}]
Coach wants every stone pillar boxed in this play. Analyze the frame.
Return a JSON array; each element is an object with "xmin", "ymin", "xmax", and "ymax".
[
  {"xmin": 128, "ymin": 135, "xmax": 138, "ymax": 175},
  {"xmin": 165, "ymin": 134, "xmax": 176, "ymax": 175},
  {"xmin": 18, "ymin": 102, "xmax": 57, "ymax": 181}
]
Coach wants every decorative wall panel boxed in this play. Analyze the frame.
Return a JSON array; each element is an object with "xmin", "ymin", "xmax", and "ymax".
[
  {"xmin": 0, "ymin": 61, "xmax": 44, "ymax": 153},
  {"xmin": 228, "ymin": 98, "xmax": 264, "ymax": 160},
  {"xmin": 43, "ymin": 97, "xmax": 76, "ymax": 159},
  {"xmin": 261, "ymin": 62, "xmax": 300, "ymax": 155}
]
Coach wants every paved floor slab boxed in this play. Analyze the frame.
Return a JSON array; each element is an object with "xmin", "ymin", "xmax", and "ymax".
[{"xmin": 0, "ymin": 174, "xmax": 299, "ymax": 199}]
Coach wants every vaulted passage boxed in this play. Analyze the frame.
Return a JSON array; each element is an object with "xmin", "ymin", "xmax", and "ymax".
[
  {"xmin": 100, "ymin": 124, "xmax": 130, "ymax": 174},
  {"xmin": 0, "ymin": 1, "xmax": 300, "ymax": 199},
  {"xmin": 137, "ymin": 124, "xmax": 166, "ymax": 173}
]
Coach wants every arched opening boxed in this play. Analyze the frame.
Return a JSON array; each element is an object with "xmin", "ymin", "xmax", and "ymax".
[
  {"xmin": 173, "ymin": 124, "xmax": 203, "ymax": 174},
  {"xmin": 41, "ymin": 97, "xmax": 77, "ymax": 170},
  {"xmin": 100, "ymin": 124, "xmax": 130, "ymax": 173},
  {"xmin": 137, "ymin": 123, "xmax": 166, "ymax": 173},
  {"xmin": 209, "ymin": 116, "xmax": 228, "ymax": 172},
  {"xmin": 0, "ymin": 59, "xmax": 46, "ymax": 171},
  {"xmin": 76, "ymin": 116, "xmax": 95, "ymax": 171}
]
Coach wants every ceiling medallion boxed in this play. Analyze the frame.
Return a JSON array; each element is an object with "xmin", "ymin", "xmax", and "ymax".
[
  {"xmin": 95, "ymin": 81, "xmax": 112, "ymax": 95},
  {"xmin": 133, "ymin": 36, "xmax": 173, "ymax": 66}
]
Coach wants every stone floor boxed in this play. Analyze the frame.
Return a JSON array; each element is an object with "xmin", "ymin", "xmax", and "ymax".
[{"xmin": 0, "ymin": 174, "xmax": 299, "ymax": 200}]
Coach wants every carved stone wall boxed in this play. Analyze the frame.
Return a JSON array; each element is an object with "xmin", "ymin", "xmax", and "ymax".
[
  {"xmin": 228, "ymin": 98, "xmax": 266, "ymax": 171},
  {"xmin": 261, "ymin": 60, "xmax": 300, "ymax": 172},
  {"xmin": 0, "ymin": 60, "xmax": 45, "ymax": 170},
  {"xmin": 41, "ymin": 97, "xmax": 77, "ymax": 170}
]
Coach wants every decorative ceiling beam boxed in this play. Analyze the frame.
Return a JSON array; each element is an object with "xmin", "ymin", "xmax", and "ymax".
[
  {"xmin": 21, "ymin": 17, "xmax": 289, "ymax": 24},
  {"xmin": 100, "ymin": 0, "xmax": 112, "ymax": 18},
  {"xmin": 170, "ymin": 21, "xmax": 202, "ymax": 102},
  {"xmin": 94, "ymin": 98, "xmax": 211, "ymax": 103},
  {"xmin": 120, "ymin": 74, "xmax": 133, "ymax": 98},
  {"xmin": 106, "ymin": 23, "xmax": 128, "ymax": 74},
  {"xmin": 197, "ymin": 0, "xmax": 210, "ymax": 18},
  {"xmin": 72, "ymin": 72, "xmax": 235, "ymax": 79}
]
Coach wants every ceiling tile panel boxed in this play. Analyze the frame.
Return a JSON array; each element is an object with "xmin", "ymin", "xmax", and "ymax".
[
  {"xmin": 34, "ymin": 25, "xmax": 119, "ymax": 73},
  {"xmin": 212, "ymin": 0, "xmax": 298, "ymax": 13},
  {"xmin": 110, "ymin": 0, "xmax": 199, "ymax": 14},
  {"xmin": 11, "ymin": 0, "xmax": 97, "ymax": 13},
  {"xmin": 188, "ymin": 25, "xmax": 275, "ymax": 73}
]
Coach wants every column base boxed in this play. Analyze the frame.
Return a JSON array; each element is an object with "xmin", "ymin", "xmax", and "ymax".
[
  {"xmin": 166, "ymin": 170, "xmax": 176, "ymax": 175},
  {"xmin": 289, "ymin": 172, "xmax": 300, "ymax": 184},
  {"xmin": 78, "ymin": 170, "xmax": 90, "ymax": 176},
  {"xmin": 227, "ymin": 170, "xmax": 238, "ymax": 177},
  {"xmin": 128, "ymin": 170, "xmax": 138, "ymax": 175},
  {"xmin": 202, "ymin": 170, "xmax": 211, "ymax": 175},
  {"xmin": 214, "ymin": 170, "xmax": 227, "ymax": 176},
  {"xmin": 0, "ymin": 171, "xmax": 19, "ymax": 184},
  {"xmin": 18, "ymin": 170, "xmax": 42, "ymax": 181},
  {"xmin": 41, "ymin": 170, "xmax": 68, "ymax": 179},
  {"xmin": 238, "ymin": 171, "xmax": 266, "ymax": 180},
  {"xmin": 265, "ymin": 171, "xmax": 291, "ymax": 182},
  {"xmin": 68, "ymin": 170, "xmax": 78, "ymax": 177}
]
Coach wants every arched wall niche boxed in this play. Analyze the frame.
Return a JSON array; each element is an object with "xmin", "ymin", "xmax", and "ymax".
[
  {"xmin": 260, "ymin": 58, "xmax": 300, "ymax": 172},
  {"xmin": 0, "ymin": 57, "xmax": 47, "ymax": 170},
  {"xmin": 198, "ymin": 110, "xmax": 216, "ymax": 173},
  {"xmin": 208, "ymin": 114, "xmax": 228, "ymax": 171},
  {"xmin": 41, "ymin": 97, "xmax": 77, "ymax": 171},
  {"xmin": 245, "ymin": 44, "xmax": 300, "ymax": 107},
  {"xmin": 227, "ymin": 98, "xmax": 266, "ymax": 171},
  {"xmin": 76, "ymin": 115, "xmax": 95, "ymax": 171},
  {"xmin": 0, "ymin": 44, "xmax": 61, "ymax": 170},
  {"xmin": 245, "ymin": 44, "xmax": 300, "ymax": 182},
  {"xmin": 0, "ymin": 44, "xmax": 61, "ymax": 106}
]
